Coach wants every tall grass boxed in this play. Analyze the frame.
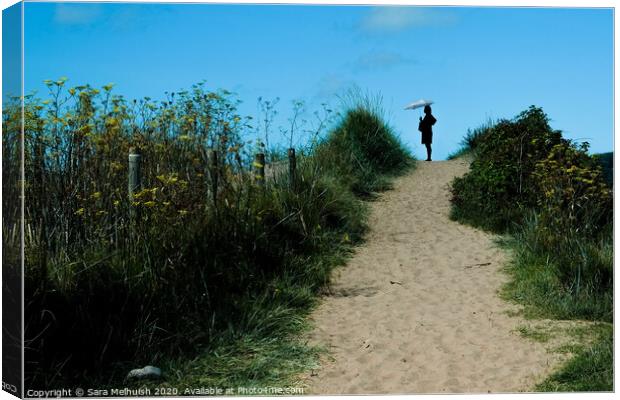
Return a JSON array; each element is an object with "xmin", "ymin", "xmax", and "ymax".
[
  {"xmin": 450, "ymin": 106, "xmax": 613, "ymax": 390},
  {"xmin": 314, "ymin": 91, "xmax": 413, "ymax": 197},
  {"xmin": 501, "ymin": 214, "xmax": 612, "ymax": 322},
  {"xmin": 2, "ymin": 103, "xmax": 22, "ymax": 390},
  {"xmin": 447, "ymin": 117, "xmax": 495, "ymax": 160},
  {"xmin": 3, "ymin": 80, "xmax": 412, "ymax": 389}
]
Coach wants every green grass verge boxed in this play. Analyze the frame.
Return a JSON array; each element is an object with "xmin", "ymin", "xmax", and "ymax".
[
  {"xmin": 499, "ymin": 221, "xmax": 612, "ymax": 323},
  {"xmin": 513, "ymin": 321, "xmax": 613, "ymax": 392},
  {"xmin": 499, "ymin": 230, "xmax": 613, "ymax": 392},
  {"xmin": 515, "ymin": 325, "xmax": 554, "ymax": 343},
  {"xmin": 536, "ymin": 324, "xmax": 613, "ymax": 392},
  {"xmin": 496, "ymin": 200, "xmax": 613, "ymax": 393}
]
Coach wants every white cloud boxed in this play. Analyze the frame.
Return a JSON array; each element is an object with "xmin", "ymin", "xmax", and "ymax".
[
  {"xmin": 54, "ymin": 4, "xmax": 102, "ymax": 25},
  {"xmin": 360, "ymin": 7, "xmax": 457, "ymax": 33}
]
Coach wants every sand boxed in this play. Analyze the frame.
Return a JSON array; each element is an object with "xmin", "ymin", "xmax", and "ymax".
[{"xmin": 304, "ymin": 158, "xmax": 573, "ymax": 394}]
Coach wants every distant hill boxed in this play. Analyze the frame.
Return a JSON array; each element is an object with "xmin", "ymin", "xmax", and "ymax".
[{"xmin": 595, "ymin": 152, "xmax": 613, "ymax": 187}]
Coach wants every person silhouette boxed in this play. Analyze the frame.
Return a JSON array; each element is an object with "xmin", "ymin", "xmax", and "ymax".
[{"xmin": 418, "ymin": 105, "xmax": 437, "ymax": 161}]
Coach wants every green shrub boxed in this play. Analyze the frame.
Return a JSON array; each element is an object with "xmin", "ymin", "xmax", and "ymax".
[
  {"xmin": 450, "ymin": 106, "xmax": 565, "ymax": 232},
  {"xmin": 533, "ymin": 141, "xmax": 612, "ymax": 245}
]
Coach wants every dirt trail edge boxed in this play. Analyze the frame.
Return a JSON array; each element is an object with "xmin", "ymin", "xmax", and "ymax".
[{"xmin": 305, "ymin": 159, "xmax": 569, "ymax": 394}]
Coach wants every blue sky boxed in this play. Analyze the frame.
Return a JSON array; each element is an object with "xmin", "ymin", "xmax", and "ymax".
[{"xmin": 21, "ymin": 2, "xmax": 614, "ymax": 160}]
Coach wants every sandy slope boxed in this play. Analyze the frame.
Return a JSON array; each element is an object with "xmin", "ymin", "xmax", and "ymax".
[{"xmin": 305, "ymin": 159, "xmax": 569, "ymax": 395}]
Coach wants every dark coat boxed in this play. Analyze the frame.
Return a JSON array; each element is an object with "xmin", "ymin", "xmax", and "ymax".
[{"xmin": 418, "ymin": 114, "xmax": 437, "ymax": 144}]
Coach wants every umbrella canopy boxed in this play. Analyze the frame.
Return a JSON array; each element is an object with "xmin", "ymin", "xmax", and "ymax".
[{"xmin": 404, "ymin": 99, "xmax": 433, "ymax": 110}]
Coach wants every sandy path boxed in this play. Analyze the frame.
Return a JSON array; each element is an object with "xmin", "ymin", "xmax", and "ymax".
[{"xmin": 305, "ymin": 159, "xmax": 567, "ymax": 394}]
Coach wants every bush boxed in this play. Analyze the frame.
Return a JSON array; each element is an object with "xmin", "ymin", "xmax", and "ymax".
[
  {"xmin": 450, "ymin": 106, "xmax": 566, "ymax": 232},
  {"xmin": 533, "ymin": 141, "xmax": 612, "ymax": 245}
]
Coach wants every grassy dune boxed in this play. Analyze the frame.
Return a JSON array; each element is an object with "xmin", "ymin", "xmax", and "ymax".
[
  {"xmin": 3, "ymin": 81, "xmax": 412, "ymax": 390},
  {"xmin": 449, "ymin": 106, "xmax": 613, "ymax": 391}
]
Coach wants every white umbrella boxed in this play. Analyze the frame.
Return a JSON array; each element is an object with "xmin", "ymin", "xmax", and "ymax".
[{"xmin": 404, "ymin": 99, "xmax": 433, "ymax": 110}]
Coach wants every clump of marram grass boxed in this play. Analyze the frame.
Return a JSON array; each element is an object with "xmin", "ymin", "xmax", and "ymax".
[
  {"xmin": 314, "ymin": 92, "xmax": 413, "ymax": 197},
  {"xmin": 6, "ymin": 79, "xmax": 410, "ymax": 390},
  {"xmin": 447, "ymin": 117, "xmax": 496, "ymax": 160}
]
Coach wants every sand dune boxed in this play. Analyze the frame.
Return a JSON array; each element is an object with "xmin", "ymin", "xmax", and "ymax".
[{"xmin": 305, "ymin": 159, "xmax": 572, "ymax": 394}]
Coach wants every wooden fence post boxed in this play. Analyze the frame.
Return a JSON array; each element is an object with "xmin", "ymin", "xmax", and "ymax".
[
  {"xmin": 128, "ymin": 147, "xmax": 142, "ymax": 221},
  {"xmin": 207, "ymin": 148, "xmax": 218, "ymax": 206},
  {"xmin": 288, "ymin": 147, "xmax": 297, "ymax": 189},
  {"xmin": 254, "ymin": 153, "xmax": 265, "ymax": 187}
]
